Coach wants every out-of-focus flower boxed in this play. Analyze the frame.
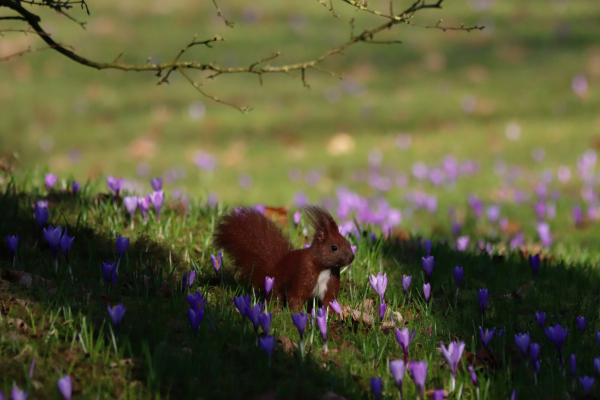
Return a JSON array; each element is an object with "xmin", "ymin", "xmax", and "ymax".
[
  {"xmin": 421, "ymin": 256, "xmax": 434, "ymax": 282},
  {"xmin": 72, "ymin": 181, "xmax": 81, "ymax": 193},
  {"xmin": 149, "ymin": 191, "xmax": 165, "ymax": 221},
  {"xmin": 45, "ymin": 173, "xmax": 58, "ymax": 190},
  {"xmin": 370, "ymin": 377, "xmax": 382, "ymax": 400},
  {"xmin": 106, "ymin": 176, "xmax": 124, "ymax": 196},
  {"xmin": 57, "ymin": 375, "xmax": 72, "ymax": 400},
  {"xmin": 479, "ymin": 327, "xmax": 495, "ymax": 348},
  {"xmin": 402, "ymin": 275, "xmax": 412, "ymax": 295},
  {"xmin": 423, "ymin": 283, "xmax": 431, "ymax": 304},
  {"xmin": 396, "ymin": 327, "xmax": 416, "ymax": 363},
  {"xmin": 515, "ymin": 333, "xmax": 530, "ymax": 356},
  {"xmin": 456, "ymin": 236, "xmax": 470, "ymax": 251},
  {"xmin": 211, "ymin": 251, "xmax": 223, "ymax": 276},
  {"xmin": 409, "ymin": 360, "xmax": 428, "ymax": 398},
  {"xmin": 292, "ymin": 312, "xmax": 308, "ymax": 340},
  {"xmin": 150, "ymin": 178, "xmax": 163, "ymax": 191},
  {"xmin": 478, "ymin": 289, "xmax": 488, "ymax": 315},
  {"xmin": 124, "ymin": 196, "xmax": 138, "ymax": 216},
  {"xmin": 107, "ymin": 303, "xmax": 126, "ymax": 327}
]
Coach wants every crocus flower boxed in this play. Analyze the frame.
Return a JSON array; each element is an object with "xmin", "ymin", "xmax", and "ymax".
[
  {"xmin": 389, "ymin": 359, "xmax": 405, "ymax": 392},
  {"xmin": 6, "ymin": 235, "xmax": 18, "ymax": 258},
  {"xmin": 510, "ymin": 390, "xmax": 516, "ymax": 400},
  {"xmin": 594, "ymin": 357, "xmax": 600, "ymax": 376},
  {"xmin": 258, "ymin": 335, "xmax": 276, "ymax": 359},
  {"xmin": 138, "ymin": 196, "xmax": 151, "ymax": 221},
  {"xmin": 123, "ymin": 196, "xmax": 138, "ymax": 216},
  {"xmin": 101, "ymin": 261, "xmax": 117, "ymax": 284},
  {"xmin": 72, "ymin": 181, "xmax": 81, "ymax": 193},
  {"xmin": 43, "ymin": 225, "xmax": 63, "ymax": 258},
  {"xmin": 580, "ymin": 376, "xmax": 595, "ymax": 395},
  {"xmin": 150, "ymin": 178, "xmax": 163, "ymax": 191},
  {"xmin": 59, "ymin": 230, "xmax": 75, "ymax": 262},
  {"xmin": 259, "ymin": 312, "xmax": 272, "ymax": 334},
  {"xmin": 456, "ymin": 236, "xmax": 469, "ymax": 251},
  {"xmin": 292, "ymin": 312, "xmax": 308, "ymax": 340},
  {"xmin": 478, "ymin": 289, "xmax": 488, "ymax": 316},
  {"xmin": 545, "ymin": 323, "xmax": 568, "ymax": 363},
  {"xmin": 35, "ymin": 206, "xmax": 49, "ymax": 228},
  {"xmin": 211, "ymin": 251, "xmax": 222, "ymax": 276},
  {"xmin": 188, "ymin": 270, "xmax": 196, "ymax": 288},
  {"xmin": 529, "ymin": 342, "xmax": 540, "ymax": 364},
  {"xmin": 479, "ymin": 327, "xmax": 495, "ymax": 348},
  {"xmin": 369, "ymin": 272, "xmax": 387, "ymax": 301},
  {"xmin": 486, "ymin": 205, "xmax": 500, "ymax": 222},
  {"xmin": 468, "ymin": 366, "xmax": 478, "ymax": 387},
  {"xmin": 453, "ymin": 266, "xmax": 464, "ymax": 289},
  {"xmin": 379, "ymin": 303, "xmax": 387, "ymax": 321},
  {"xmin": 351, "ymin": 245, "xmax": 357, "ymax": 254},
  {"xmin": 571, "ymin": 354, "xmax": 577, "ymax": 377},
  {"xmin": 529, "ymin": 254, "xmax": 540, "ymax": 275},
  {"xmin": 149, "ymin": 191, "xmax": 165, "ymax": 221},
  {"xmin": 246, "ymin": 303, "xmax": 263, "ymax": 332},
  {"xmin": 329, "ymin": 299, "xmax": 342, "ymax": 315},
  {"xmin": 233, "ymin": 295, "xmax": 249, "ymax": 318},
  {"xmin": 536, "ymin": 312, "xmax": 546, "ymax": 329},
  {"xmin": 57, "ymin": 375, "xmax": 72, "ymax": 400},
  {"xmin": 107, "ymin": 303, "xmax": 126, "ymax": 327},
  {"xmin": 254, "ymin": 204, "xmax": 266, "ymax": 214},
  {"xmin": 396, "ymin": 327, "xmax": 416, "ymax": 363},
  {"xmin": 293, "ymin": 211, "xmax": 301, "ymax": 228},
  {"xmin": 188, "ymin": 307, "xmax": 205, "ymax": 331},
  {"xmin": 573, "ymin": 206, "xmax": 584, "ymax": 226},
  {"xmin": 409, "ymin": 359, "xmax": 428, "ymax": 398},
  {"xmin": 402, "ymin": 275, "xmax": 412, "ymax": 294},
  {"xmin": 515, "ymin": 333, "xmax": 530, "ymax": 356},
  {"xmin": 451, "ymin": 222, "xmax": 461, "ymax": 236},
  {"xmin": 187, "ymin": 292, "xmax": 205, "ymax": 311},
  {"xmin": 370, "ymin": 377, "xmax": 382, "ymax": 400},
  {"xmin": 317, "ymin": 306, "xmax": 328, "ymax": 349},
  {"xmin": 441, "ymin": 341, "xmax": 465, "ymax": 379},
  {"xmin": 576, "ymin": 316, "xmax": 586, "ymax": 332},
  {"xmin": 265, "ymin": 276, "xmax": 275, "ymax": 295},
  {"xmin": 424, "ymin": 240, "xmax": 432, "ymax": 256},
  {"xmin": 423, "ymin": 283, "xmax": 431, "ymax": 304},
  {"xmin": 106, "ymin": 176, "xmax": 124, "ymax": 196},
  {"xmin": 433, "ymin": 390, "xmax": 445, "ymax": 400},
  {"xmin": 11, "ymin": 385, "xmax": 28, "ymax": 400},
  {"xmin": 45, "ymin": 173, "xmax": 58, "ymax": 190},
  {"xmin": 421, "ymin": 256, "xmax": 434, "ymax": 282}
]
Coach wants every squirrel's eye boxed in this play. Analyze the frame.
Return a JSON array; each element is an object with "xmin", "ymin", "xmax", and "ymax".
[{"xmin": 331, "ymin": 245, "xmax": 338, "ymax": 251}]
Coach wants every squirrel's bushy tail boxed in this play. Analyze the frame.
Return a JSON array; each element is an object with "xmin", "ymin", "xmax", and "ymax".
[{"xmin": 212, "ymin": 207, "xmax": 293, "ymax": 289}]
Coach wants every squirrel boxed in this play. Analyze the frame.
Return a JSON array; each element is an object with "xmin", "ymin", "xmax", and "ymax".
[{"xmin": 213, "ymin": 205, "xmax": 355, "ymax": 311}]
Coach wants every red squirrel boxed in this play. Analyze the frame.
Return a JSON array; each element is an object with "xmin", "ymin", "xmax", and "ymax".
[{"xmin": 213, "ymin": 205, "xmax": 355, "ymax": 311}]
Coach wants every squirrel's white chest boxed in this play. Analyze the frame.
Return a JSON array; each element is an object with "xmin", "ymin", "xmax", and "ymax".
[{"xmin": 311, "ymin": 270, "xmax": 331, "ymax": 300}]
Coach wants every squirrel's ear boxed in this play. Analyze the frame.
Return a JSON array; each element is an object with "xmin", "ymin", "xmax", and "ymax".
[{"xmin": 313, "ymin": 228, "xmax": 327, "ymax": 244}]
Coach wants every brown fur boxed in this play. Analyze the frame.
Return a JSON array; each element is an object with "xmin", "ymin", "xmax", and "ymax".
[{"xmin": 212, "ymin": 205, "xmax": 354, "ymax": 311}]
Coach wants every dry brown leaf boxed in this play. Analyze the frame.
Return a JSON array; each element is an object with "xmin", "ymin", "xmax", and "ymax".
[
  {"xmin": 351, "ymin": 310, "xmax": 373, "ymax": 325},
  {"xmin": 426, "ymin": 389, "xmax": 449, "ymax": 398},
  {"xmin": 277, "ymin": 336, "xmax": 298, "ymax": 355},
  {"xmin": 8, "ymin": 318, "xmax": 29, "ymax": 333},
  {"xmin": 1, "ymin": 301, "xmax": 9, "ymax": 315},
  {"xmin": 3, "ymin": 270, "xmax": 55, "ymax": 288}
]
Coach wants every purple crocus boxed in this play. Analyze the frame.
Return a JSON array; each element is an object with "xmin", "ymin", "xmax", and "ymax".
[
  {"xmin": 123, "ymin": 196, "xmax": 138, "ymax": 216},
  {"xmin": 594, "ymin": 357, "xmax": 600, "ymax": 376},
  {"xmin": 101, "ymin": 261, "xmax": 118, "ymax": 285},
  {"xmin": 396, "ymin": 327, "xmax": 416, "ymax": 363},
  {"xmin": 150, "ymin": 178, "xmax": 163, "ymax": 191},
  {"xmin": 317, "ymin": 306, "xmax": 328, "ymax": 350},
  {"xmin": 515, "ymin": 333, "xmax": 530, "ymax": 356},
  {"xmin": 479, "ymin": 327, "xmax": 495, "ymax": 348},
  {"xmin": 421, "ymin": 256, "xmax": 434, "ymax": 282},
  {"xmin": 369, "ymin": 272, "xmax": 388, "ymax": 301},
  {"xmin": 265, "ymin": 276, "xmax": 275, "ymax": 296},
  {"xmin": 45, "ymin": 173, "xmax": 58, "ymax": 190},
  {"xmin": 246, "ymin": 303, "xmax": 263, "ymax": 332},
  {"xmin": 370, "ymin": 377, "xmax": 382, "ymax": 400},
  {"xmin": 43, "ymin": 225, "xmax": 63, "ymax": 258},
  {"xmin": 530, "ymin": 342, "xmax": 540, "ymax": 364},
  {"xmin": 59, "ymin": 230, "xmax": 74, "ymax": 262},
  {"xmin": 187, "ymin": 292, "xmax": 205, "ymax": 311},
  {"xmin": 258, "ymin": 335, "xmax": 276, "ymax": 359},
  {"xmin": 293, "ymin": 211, "xmax": 301, "ymax": 228},
  {"xmin": 424, "ymin": 240, "xmax": 432, "ymax": 256},
  {"xmin": 529, "ymin": 254, "xmax": 540, "ymax": 275},
  {"xmin": 188, "ymin": 270, "xmax": 196, "ymax": 288},
  {"xmin": 389, "ymin": 359, "xmax": 405, "ymax": 393},
  {"xmin": 468, "ymin": 366, "xmax": 478, "ymax": 387},
  {"xmin": 423, "ymin": 283, "xmax": 431, "ymax": 304},
  {"xmin": 35, "ymin": 206, "xmax": 49, "ymax": 228},
  {"xmin": 571, "ymin": 354, "xmax": 577, "ymax": 377},
  {"xmin": 106, "ymin": 176, "xmax": 124, "ymax": 196},
  {"xmin": 11, "ymin": 385, "xmax": 28, "ymax": 400},
  {"xmin": 57, "ymin": 375, "xmax": 72, "ymax": 400},
  {"xmin": 254, "ymin": 204, "xmax": 266, "ymax": 214},
  {"xmin": 409, "ymin": 360, "xmax": 428, "ymax": 398},
  {"xmin": 576, "ymin": 316, "xmax": 586, "ymax": 332},
  {"xmin": 379, "ymin": 303, "xmax": 387, "ymax": 321},
  {"xmin": 259, "ymin": 312, "xmax": 272, "ymax": 334},
  {"xmin": 580, "ymin": 376, "xmax": 595, "ymax": 395},
  {"xmin": 478, "ymin": 289, "xmax": 488, "ymax": 316},
  {"xmin": 138, "ymin": 196, "xmax": 151, "ymax": 221},
  {"xmin": 486, "ymin": 205, "xmax": 500, "ymax": 222},
  {"xmin": 107, "ymin": 303, "xmax": 126, "ymax": 327},
  {"xmin": 292, "ymin": 312, "xmax": 308, "ymax": 341},
  {"xmin": 536, "ymin": 312, "xmax": 546, "ymax": 329},
  {"xmin": 441, "ymin": 341, "xmax": 465, "ymax": 381},
  {"xmin": 188, "ymin": 307, "xmax": 205, "ymax": 331},
  {"xmin": 545, "ymin": 323, "xmax": 568, "ymax": 364},
  {"xmin": 456, "ymin": 236, "xmax": 470, "ymax": 251},
  {"xmin": 71, "ymin": 181, "xmax": 81, "ymax": 193},
  {"xmin": 233, "ymin": 295, "xmax": 250, "ymax": 318},
  {"xmin": 113, "ymin": 235, "xmax": 128, "ymax": 259},
  {"xmin": 402, "ymin": 275, "xmax": 412, "ymax": 295},
  {"xmin": 329, "ymin": 299, "xmax": 342, "ymax": 315},
  {"xmin": 453, "ymin": 267, "xmax": 464, "ymax": 289},
  {"xmin": 6, "ymin": 235, "xmax": 18, "ymax": 258},
  {"xmin": 211, "ymin": 251, "xmax": 222, "ymax": 276},
  {"xmin": 149, "ymin": 191, "xmax": 165, "ymax": 221}
]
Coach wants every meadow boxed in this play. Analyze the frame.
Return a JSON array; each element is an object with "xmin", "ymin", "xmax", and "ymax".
[{"xmin": 2, "ymin": 0, "xmax": 600, "ymax": 398}]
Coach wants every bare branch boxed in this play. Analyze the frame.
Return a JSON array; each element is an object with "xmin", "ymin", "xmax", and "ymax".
[
  {"xmin": 0, "ymin": 43, "xmax": 68, "ymax": 62},
  {"xmin": 405, "ymin": 19, "xmax": 484, "ymax": 32},
  {"xmin": 211, "ymin": 0, "xmax": 234, "ymax": 28},
  {"xmin": 0, "ymin": 15, "xmax": 25, "ymax": 21}
]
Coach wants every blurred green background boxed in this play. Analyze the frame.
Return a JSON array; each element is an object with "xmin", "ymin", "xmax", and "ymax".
[{"xmin": 0, "ymin": 0, "xmax": 598, "ymax": 207}]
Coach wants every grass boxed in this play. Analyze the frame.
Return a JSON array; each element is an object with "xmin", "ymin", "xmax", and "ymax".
[{"xmin": 2, "ymin": 173, "xmax": 600, "ymax": 399}]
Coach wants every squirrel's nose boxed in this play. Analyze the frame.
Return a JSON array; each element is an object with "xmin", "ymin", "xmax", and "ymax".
[{"xmin": 348, "ymin": 253, "xmax": 355, "ymax": 264}]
